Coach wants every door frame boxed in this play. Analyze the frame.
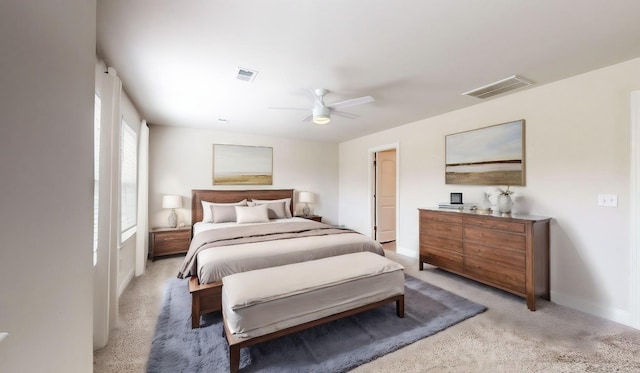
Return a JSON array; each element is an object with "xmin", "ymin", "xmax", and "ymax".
[
  {"xmin": 630, "ymin": 90, "xmax": 640, "ymax": 329},
  {"xmin": 368, "ymin": 143, "xmax": 400, "ymax": 241}
]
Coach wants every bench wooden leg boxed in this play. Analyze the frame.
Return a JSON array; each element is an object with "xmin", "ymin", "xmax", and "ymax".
[
  {"xmin": 229, "ymin": 345, "xmax": 240, "ymax": 373},
  {"xmin": 396, "ymin": 295, "xmax": 405, "ymax": 318}
]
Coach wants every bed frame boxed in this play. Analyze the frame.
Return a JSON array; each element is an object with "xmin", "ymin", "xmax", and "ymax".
[{"xmin": 188, "ymin": 189, "xmax": 295, "ymax": 328}]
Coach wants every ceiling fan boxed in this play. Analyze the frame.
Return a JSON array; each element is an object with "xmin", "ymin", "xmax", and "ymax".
[{"xmin": 270, "ymin": 89, "xmax": 375, "ymax": 125}]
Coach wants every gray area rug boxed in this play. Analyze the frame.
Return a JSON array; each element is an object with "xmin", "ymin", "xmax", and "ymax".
[{"xmin": 147, "ymin": 274, "xmax": 486, "ymax": 373}]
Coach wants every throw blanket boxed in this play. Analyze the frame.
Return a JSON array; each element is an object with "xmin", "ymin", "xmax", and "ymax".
[{"xmin": 177, "ymin": 221, "xmax": 360, "ymax": 280}]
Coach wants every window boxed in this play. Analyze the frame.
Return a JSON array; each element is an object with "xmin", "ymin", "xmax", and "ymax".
[
  {"xmin": 120, "ymin": 120, "xmax": 137, "ymax": 243},
  {"xmin": 93, "ymin": 93, "xmax": 101, "ymax": 266}
]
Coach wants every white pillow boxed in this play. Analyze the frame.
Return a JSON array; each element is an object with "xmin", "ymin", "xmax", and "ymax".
[
  {"xmin": 251, "ymin": 198, "xmax": 292, "ymax": 218},
  {"xmin": 201, "ymin": 199, "xmax": 248, "ymax": 223},
  {"xmin": 211, "ymin": 205, "xmax": 238, "ymax": 223},
  {"xmin": 235, "ymin": 204, "xmax": 270, "ymax": 224}
]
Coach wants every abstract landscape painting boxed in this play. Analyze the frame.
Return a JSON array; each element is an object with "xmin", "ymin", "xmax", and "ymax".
[
  {"xmin": 445, "ymin": 120, "xmax": 525, "ymax": 185},
  {"xmin": 213, "ymin": 144, "xmax": 273, "ymax": 185}
]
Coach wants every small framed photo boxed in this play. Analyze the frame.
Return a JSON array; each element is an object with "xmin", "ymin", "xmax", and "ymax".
[{"xmin": 450, "ymin": 193, "xmax": 463, "ymax": 204}]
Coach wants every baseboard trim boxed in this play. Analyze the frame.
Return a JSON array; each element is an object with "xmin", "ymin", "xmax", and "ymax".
[
  {"xmin": 551, "ymin": 290, "xmax": 634, "ymax": 329},
  {"xmin": 118, "ymin": 268, "xmax": 135, "ymax": 298}
]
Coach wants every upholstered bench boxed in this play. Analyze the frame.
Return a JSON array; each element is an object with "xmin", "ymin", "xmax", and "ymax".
[{"xmin": 221, "ymin": 251, "xmax": 405, "ymax": 373}]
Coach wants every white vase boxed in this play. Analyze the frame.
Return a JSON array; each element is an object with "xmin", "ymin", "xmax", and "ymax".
[{"xmin": 497, "ymin": 194, "xmax": 513, "ymax": 213}]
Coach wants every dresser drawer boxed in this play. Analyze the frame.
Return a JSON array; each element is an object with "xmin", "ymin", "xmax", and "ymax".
[
  {"xmin": 421, "ymin": 221, "xmax": 463, "ymax": 240},
  {"xmin": 464, "ymin": 215, "xmax": 525, "ymax": 233},
  {"xmin": 420, "ymin": 246, "xmax": 464, "ymax": 273},
  {"xmin": 465, "ymin": 256, "xmax": 525, "ymax": 295},
  {"xmin": 420, "ymin": 209, "xmax": 463, "ymax": 224},
  {"xmin": 465, "ymin": 241, "xmax": 525, "ymax": 269},
  {"xmin": 420, "ymin": 233, "xmax": 463, "ymax": 254},
  {"xmin": 463, "ymin": 226, "xmax": 525, "ymax": 251}
]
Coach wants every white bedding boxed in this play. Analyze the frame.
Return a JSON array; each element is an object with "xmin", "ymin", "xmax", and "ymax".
[{"xmin": 183, "ymin": 219, "xmax": 386, "ymax": 284}]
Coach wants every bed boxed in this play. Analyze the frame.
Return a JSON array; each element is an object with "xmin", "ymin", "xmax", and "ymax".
[{"xmin": 179, "ymin": 189, "xmax": 386, "ymax": 328}]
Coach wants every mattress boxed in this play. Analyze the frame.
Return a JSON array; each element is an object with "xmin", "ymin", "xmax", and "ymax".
[{"xmin": 222, "ymin": 252, "xmax": 405, "ymax": 338}]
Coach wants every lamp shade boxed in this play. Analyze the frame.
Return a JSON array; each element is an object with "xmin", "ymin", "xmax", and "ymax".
[
  {"xmin": 162, "ymin": 195, "xmax": 182, "ymax": 209},
  {"xmin": 298, "ymin": 191, "xmax": 315, "ymax": 204}
]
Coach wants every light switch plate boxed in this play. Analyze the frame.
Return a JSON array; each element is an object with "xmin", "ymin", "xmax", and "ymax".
[{"xmin": 598, "ymin": 194, "xmax": 618, "ymax": 207}]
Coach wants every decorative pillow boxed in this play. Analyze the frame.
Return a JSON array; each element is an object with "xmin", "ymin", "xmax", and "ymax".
[
  {"xmin": 235, "ymin": 204, "xmax": 270, "ymax": 224},
  {"xmin": 251, "ymin": 198, "xmax": 292, "ymax": 218},
  {"xmin": 201, "ymin": 199, "xmax": 247, "ymax": 223},
  {"xmin": 211, "ymin": 205, "xmax": 238, "ymax": 223}
]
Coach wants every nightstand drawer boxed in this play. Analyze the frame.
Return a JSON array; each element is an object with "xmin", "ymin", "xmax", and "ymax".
[{"xmin": 149, "ymin": 227, "xmax": 191, "ymax": 260}]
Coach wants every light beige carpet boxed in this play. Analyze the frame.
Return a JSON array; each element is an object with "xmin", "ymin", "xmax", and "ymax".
[{"xmin": 94, "ymin": 251, "xmax": 640, "ymax": 372}]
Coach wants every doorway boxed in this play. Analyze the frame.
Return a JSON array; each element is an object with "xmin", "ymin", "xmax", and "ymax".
[{"xmin": 373, "ymin": 148, "xmax": 397, "ymax": 244}]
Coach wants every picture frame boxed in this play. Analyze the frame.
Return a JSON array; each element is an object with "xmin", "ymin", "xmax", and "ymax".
[
  {"xmin": 450, "ymin": 192, "xmax": 463, "ymax": 204},
  {"xmin": 445, "ymin": 119, "xmax": 525, "ymax": 185},
  {"xmin": 212, "ymin": 144, "xmax": 273, "ymax": 185}
]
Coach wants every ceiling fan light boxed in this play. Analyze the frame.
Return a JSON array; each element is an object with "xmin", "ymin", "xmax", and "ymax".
[
  {"xmin": 312, "ymin": 106, "xmax": 331, "ymax": 125},
  {"xmin": 313, "ymin": 115, "xmax": 331, "ymax": 125}
]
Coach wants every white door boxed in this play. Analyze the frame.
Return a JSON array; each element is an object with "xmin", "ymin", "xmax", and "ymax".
[{"xmin": 376, "ymin": 149, "xmax": 396, "ymax": 243}]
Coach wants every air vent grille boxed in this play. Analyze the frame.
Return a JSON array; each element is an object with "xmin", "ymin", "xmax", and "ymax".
[
  {"xmin": 235, "ymin": 67, "xmax": 258, "ymax": 82},
  {"xmin": 462, "ymin": 75, "xmax": 533, "ymax": 99}
]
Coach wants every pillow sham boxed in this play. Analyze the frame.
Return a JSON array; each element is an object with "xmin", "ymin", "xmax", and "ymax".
[
  {"xmin": 235, "ymin": 204, "xmax": 270, "ymax": 224},
  {"xmin": 201, "ymin": 199, "xmax": 248, "ymax": 223},
  {"xmin": 251, "ymin": 198, "xmax": 292, "ymax": 218},
  {"xmin": 211, "ymin": 205, "xmax": 238, "ymax": 223}
]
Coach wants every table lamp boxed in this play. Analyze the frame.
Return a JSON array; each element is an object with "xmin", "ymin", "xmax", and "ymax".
[
  {"xmin": 162, "ymin": 195, "xmax": 182, "ymax": 228},
  {"xmin": 298, "ymin": 191, "xmax": 315, "ymax": 217}
]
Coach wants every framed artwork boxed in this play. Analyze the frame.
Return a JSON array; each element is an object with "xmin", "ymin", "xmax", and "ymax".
[
  {"xmin": 445, "ymin": 119, "xmax": 525, "ymax": 185},
  {"xmin": 212, "ymin": 144, "xmax": 273, "ymax": 185}
]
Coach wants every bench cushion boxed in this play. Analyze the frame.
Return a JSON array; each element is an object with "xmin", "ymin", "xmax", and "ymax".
[{"xmin": 222, "ymin": 252, "xmax": 404, "ymax": 338}]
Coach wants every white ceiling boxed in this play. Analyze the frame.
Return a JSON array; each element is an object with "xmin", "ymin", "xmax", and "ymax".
[{"xmin": 97, "ymin": 1, "xmax": 640, "ymax": 142}]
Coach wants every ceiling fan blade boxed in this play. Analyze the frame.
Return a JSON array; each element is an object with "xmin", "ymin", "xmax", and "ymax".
[
  {"xmin": 268, "ymin": 106, "xmax": 308, "ymax": 111},
  {"xmin": 302, "ymin": 112, "xmax": 313, "ymax": 121},
  {"xmin": 327, "ymin": 95, "xmax": 374, "ymax": 109},
  {"xmin": 331, "ymin": 110, "xmax": 358, "ymax": 119}
]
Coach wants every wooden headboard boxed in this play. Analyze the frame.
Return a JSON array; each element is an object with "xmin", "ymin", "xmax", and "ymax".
[{"xmin": 191, "ymin": 189, "xmax": 295, "ymax": 224}]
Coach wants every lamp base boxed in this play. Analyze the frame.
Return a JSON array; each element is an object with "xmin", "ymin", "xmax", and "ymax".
[
  {"xmin": 302, "ymin": 204, "xmax": 310, "ymax": 217},
  {"xmin": 168, "ymin": 209, "xmax": 177, "ymax": 228}
]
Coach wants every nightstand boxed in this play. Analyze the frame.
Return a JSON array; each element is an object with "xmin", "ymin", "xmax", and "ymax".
[
  {"xmin": 298, "ymin": 215, "xmax": 322, "ymax": 222},
  {"xmin": 149, "ymin": 226, "xmax": 192, "ymax": 260}
]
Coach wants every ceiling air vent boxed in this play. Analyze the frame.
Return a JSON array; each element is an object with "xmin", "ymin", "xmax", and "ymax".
[
  {"xmin": 462, "ymin": 75, "xmax": 533, "ymax": 99},
  {"xmin": 235, "ymin": 67, "xmax": 258, "ymax": 83}
]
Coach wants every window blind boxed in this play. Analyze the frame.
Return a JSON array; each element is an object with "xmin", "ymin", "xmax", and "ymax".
[{"xmin": 120, "ymin": 120, "xmax": 137, "ymax": 243}]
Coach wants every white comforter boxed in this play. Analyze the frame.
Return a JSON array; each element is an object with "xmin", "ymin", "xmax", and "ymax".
[{"xmin": 180, "ymin": 218, "xmax": 385, "ymax": 284}]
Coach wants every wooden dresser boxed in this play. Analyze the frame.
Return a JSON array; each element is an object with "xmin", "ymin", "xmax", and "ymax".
[{"xmin": 418, "ymin": 208, "xmax": 551, "ymax": 311}]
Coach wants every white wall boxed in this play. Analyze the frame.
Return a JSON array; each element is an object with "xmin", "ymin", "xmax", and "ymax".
[
  {"xmin": 149, "ymin": 126, "xmax": 339, "ymax": 227},
  {"xmin": 339, "ymin": 57, "xmax": 640, "ymax": 327},
  {"xmin": 0, "ymin": 1, "xmax": 95, "ymax": 372}
]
